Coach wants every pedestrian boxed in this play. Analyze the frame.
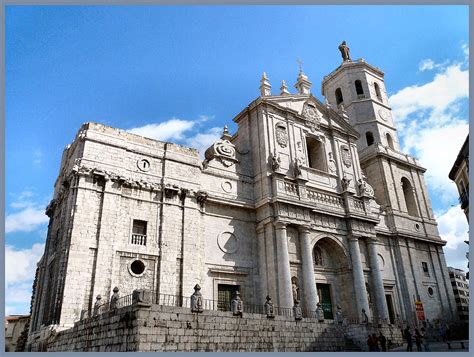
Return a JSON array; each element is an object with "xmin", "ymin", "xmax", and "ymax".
[
  {"xmin": 439, "ymin": 324, "xmax": 446, "ymax": 342},
  {"xmin": 404, "ymin": 326, "xmax": 413, "ymax": 352},
  {"xmin": 414, "ymin": 328, "xmax": 422, "ymax": 352},
  {"xmin": 420, "ymin": 327, "xmax": 430, "ymax": 352},
  {"xmin": 367, "ymin": 335, "xmax": 374, "ymax": 352},
  {"xmin": 379, "ymin": 331, "xmax": 387, "ymax": 351},
  {"xmin": 367, "ymin": 334, "xmax": 374, "ymax": 351},
  {"xmin": 371, "ymin": 333, "xmax": 380, "ymax": 351}
]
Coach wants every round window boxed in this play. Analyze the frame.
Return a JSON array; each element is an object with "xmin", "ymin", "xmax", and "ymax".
[
  {"xmin": 130, "ymin": 259, "xmax": 146, "ymax": 276},
  {"xmin": 427, "ymin": 287, "xmax": 434, "ymax": 296},
  {"xmin": 415, "ymin": 223, "xmax": 420, "ymax": 231}
]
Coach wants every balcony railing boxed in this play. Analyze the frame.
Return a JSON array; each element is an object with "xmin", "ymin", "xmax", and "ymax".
[{"xmin": 131, "ymin": 234, "xmax": 147, "ymax": 245}]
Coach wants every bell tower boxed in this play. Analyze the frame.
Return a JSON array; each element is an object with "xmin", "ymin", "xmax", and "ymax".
[
  {"xmin": 321, "ymin": 45, "xmax": 400, "ymax": 153},
  {"xmin": 320, "ymin": 42, "xmax": 435, "ymax": 226},
  {"xmin": 320, "ymin": 42, "xmax": 458, "ymax": 325}
]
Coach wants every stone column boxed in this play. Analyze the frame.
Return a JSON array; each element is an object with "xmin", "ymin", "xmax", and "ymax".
[
  {"xmin": 256, "ymin": 226, "xmax": 268, "ymax": 303},
  {"xmin": 349, "ymin": 236, "xmax": 370, "ymax": 322},
  {"xmin": 367, "ymin": 238, "xmax": 390, "ymax": 323},
  {"xmin": 299, "ymin": 226, "xmax": 318, "ymax": 311},
  {"xmin": 274, "ymin": 222, "xmax": 293, "ymax": 308}
]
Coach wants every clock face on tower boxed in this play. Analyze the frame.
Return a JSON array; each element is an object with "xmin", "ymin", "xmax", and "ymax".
[{"xmin": 378, "ymin": 108, "xmax": 389, "ymax": 121}]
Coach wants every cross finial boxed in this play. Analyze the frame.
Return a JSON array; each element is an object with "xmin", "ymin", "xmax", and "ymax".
[{"xmin": 297, "ymin": 58, "xmax": 304, "ymax": 73}]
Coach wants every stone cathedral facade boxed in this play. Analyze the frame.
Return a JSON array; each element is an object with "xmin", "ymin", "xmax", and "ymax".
[{"xmin": 28, "ymin": 45, "xmax": 458, "ymax": 342}]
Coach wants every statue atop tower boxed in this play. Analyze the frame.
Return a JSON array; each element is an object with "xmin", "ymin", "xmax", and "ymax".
[{"xmin": 338, "ymin": 41, "xmax": 352, "ymax": 62}]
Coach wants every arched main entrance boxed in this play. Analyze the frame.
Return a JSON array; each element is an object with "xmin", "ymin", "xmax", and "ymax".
[{"xmin": 312, "ymin": 236, "xmax": 351, "ymax": 319}]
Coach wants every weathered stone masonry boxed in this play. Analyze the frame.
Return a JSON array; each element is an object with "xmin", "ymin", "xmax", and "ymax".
[{"xmin": 28, "ymin": 43, "xmax": 458, "ymax": 351}]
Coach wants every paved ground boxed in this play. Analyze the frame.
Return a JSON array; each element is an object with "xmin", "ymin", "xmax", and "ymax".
[{"xmin": 389, "ymin": 341, "xmax": 469, "ymax": 352}]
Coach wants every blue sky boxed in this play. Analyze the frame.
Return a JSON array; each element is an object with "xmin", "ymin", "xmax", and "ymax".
[{"xmin": 5, "ymin": 5, "xmax": 469, "ymax": 315}]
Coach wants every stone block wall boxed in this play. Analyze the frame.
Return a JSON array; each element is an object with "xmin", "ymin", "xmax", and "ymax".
[{"xmin": 44, "ymin": 303, "xmax": 353, "ymax": 352}]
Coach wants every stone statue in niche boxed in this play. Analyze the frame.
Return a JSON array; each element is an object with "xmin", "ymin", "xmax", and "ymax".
[
  {"xmin": 340, "ymin": 145, "xmax": 352, "ymax": 168},
  {"xmin": 291, "ymin": 277, "xmax": 300, "ymax": 302},
  {"xmin": 271, "ymin": 150, "xmax": 281, "ymax": 172},
  {"xmin": 191, "ymin": 284, "xmax": 204, "ymax": 313},
  {"xmin": 327, "ymin": 152, "xmax": 337, "ymax": 173},
  {"xmin": 264, "ymin": 295, "xmax": 275, "ymax": 318},
  {"xmin": 341, "ymin": 175, "xmax": 351, "ymax": 191},
  {"xmin": 110, "ymin": 287, "xmax": 120, "ymax": 310},
  {"xmin": 231, "ymin": 291, "xmax": 243, "ymax": 317},
  {"xmin": 361, "ymin": 308, "xmax": 369, "ymax": 324},
  {"xmin": 335, "ymin": 305, "xmax": 344, "ymax": 324},
  {"xmin": 316, "ymin": 302, "xmax": 325, "ymax": 322},
  {"xmin": 293, "ymin": 300, "xmax": 303, "ymax": 320},
  {"xmin": 293, "ymin": 158, "xmax": 302, "ymax": 177},
  {"xmin": 93, "ymin": 295, "xmax": 102, "ymax": 316}
]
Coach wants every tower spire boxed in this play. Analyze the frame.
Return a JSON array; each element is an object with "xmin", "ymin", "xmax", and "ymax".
[
  {"xmin": 259, "ymin": 72, "xmax": 272, "ymax": 96},
  {"xmin": 294, "ymin": 59, "xmax": 312, "ymax": 95},
  {"xmin": 280, "ymin": 80, "xmax": 290, "ymax": 95}
]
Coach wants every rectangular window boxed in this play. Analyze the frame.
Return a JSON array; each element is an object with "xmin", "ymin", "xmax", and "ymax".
[
  {"xmin": 131, "ymin": 220, "xmax": 147, "ymax": 245},
  {"xmin": 422, "ymin": 262, "xmax": 430, "ymax": 277}
]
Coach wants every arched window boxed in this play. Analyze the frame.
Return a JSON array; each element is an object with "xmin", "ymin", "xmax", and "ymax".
[
  {"xmin": 335, "ymin": 88, "xmax": 344, "ymax": 105},
  {"xmin": 401, "ymin": 177, "xmax": 419, "ymax": 217},
  {"xmin": 366, "ymin": 131, "xmax": 374, "ymax": 146},
  {"xmin": 313, "ymin": 246, "xmax": 323, "ymax": 266},
  {"xmin": 374, "ymin": 82, "xmax": 382, "ymax": 101},
  {"xmin": 306, "ymin": 136, "xmax": 327, "ymax": 171},
  {"xmin": 386, "ymin": 133, "xmax": 394, "ymax": 149},
  {"xmin": 355, "ymin": 80, "xmax": 364, "ymax": 97}
]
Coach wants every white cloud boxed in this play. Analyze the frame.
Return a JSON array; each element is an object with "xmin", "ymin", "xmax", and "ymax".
[
  {"xmin": 5, "ymin": 306, "xmax": 17, "ymax": 316},
  {"xmin": 5, "ymin": 207, "xmax": 49, "ymax": 233},
  {"xmin": 33, "ymin": 149, "xmax": 43, "ymax": 165},
  {"xmin": 389, "ymin": 46, "xmax": 469, "ymax": 205},
  {"xmin": 5, "ymin": 243, "xmax": 45, "ymax": 286},
  {"xmin": 127, "ymin": 115, "xmax": 223, "ymax": 157},
  {"xmin": 127, "ymin": 115, "xmax": 215, "ymax": 142},
  {"xmin": 419, "ymin": 59, "xmax": 435, "ymax": 71},
  {"xmin": 390, "ymin": 63, "xmax": 468, "ymax": 122},
  {"xmin": 10, "ymin": 190, "xmax": 36, "ymax": 209},
  {"xmin": 435, "ymin": 206, "xmax": 469, "ymax": 270},
  {"xmin": 436, "ymin": 206, "xmax": 469, "ymax": 250},
  {"xmin": 186, "ymin": 127, "xmax": 222, "ymax": 158},
  {"xmin": 401, "ymin": 120, "xmax": 468, "ymax": 203},
  {"xmin": 128, "ymin": 118, "xmax": 196, "ymax": 141}
]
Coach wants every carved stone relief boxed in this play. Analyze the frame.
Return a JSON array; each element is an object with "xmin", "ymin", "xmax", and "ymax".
[
  {"xmin": 275, "ymin": 122, "xmax": 288, "ymax": 148},
  {"xmin": 340, "ymin": 145, "xmax": 352, "ymax": 168},
  {"xmin": 204, "ymin": 138, "xmax": 238, "ymax": 167}
]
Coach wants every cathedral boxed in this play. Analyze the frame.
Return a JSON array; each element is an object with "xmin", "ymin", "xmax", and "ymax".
[{"xmin": 28, "ymin": 43, "xmax": 458, "ymax": 342}]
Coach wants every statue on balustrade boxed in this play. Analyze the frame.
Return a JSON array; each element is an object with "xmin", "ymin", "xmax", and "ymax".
[
  {"xmin": 316, "ymin": 302, "xmax": 325, "ymax": 322},
  {"xmin": 293, "ymin": 300, "xmax": 303, "ymax": 320},
  {"xmin": 191, "ymin": 284, "xmax": 204, "ymax": 313},
  {"xmin": 93, "ymin": 295, "xmax": 102, "ymax": 316},
  {"xmin": 264, "ymin": 295, "xmax": 275, "ymax": 318},
  {"xmin": 231, "ymin": 290, "xmax": 243, "ymax": 317},
  {"xmin": 110, "ymin": 287, "xmax": 120, "ymax": 310},
  {"xmin": 335, "ymin": 305, "xmax": 344, "ymax": 324}
]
